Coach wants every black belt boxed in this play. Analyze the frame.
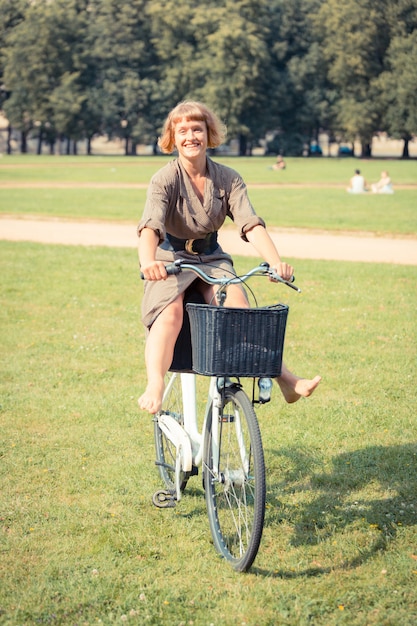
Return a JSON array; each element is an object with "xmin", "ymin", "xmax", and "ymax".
[{"xmin": 160, "ymin": 232, "xmax": 218, "ymax": 255}]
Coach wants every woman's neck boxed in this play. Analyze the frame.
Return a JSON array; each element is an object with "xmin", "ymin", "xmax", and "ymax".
[{"xmin": 179, "ymin": 154, "xmax": 207, "ymax": 180}]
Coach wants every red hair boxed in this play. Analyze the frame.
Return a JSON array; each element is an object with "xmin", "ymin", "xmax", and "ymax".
[{"xmin": 158, "ymin": 101, "xmax": 226, "ymax": 153}]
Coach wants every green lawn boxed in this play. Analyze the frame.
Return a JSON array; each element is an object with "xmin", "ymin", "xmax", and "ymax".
[
  {"xmin": 1, "ymin": 154, "xmax": 416, "ymax": 185},
  {"xmin": 1, "ymin": 155, "xmax": 417, "ymax": 236},
  {"xmin": 1, "ymin": 242, "xmax": 416, "ymax": 625}
]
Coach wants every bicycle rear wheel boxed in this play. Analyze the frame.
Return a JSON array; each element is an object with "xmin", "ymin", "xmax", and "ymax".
[
  {"xmin": 154, "ymin": 373, "xmax": 189, "ymax": 493},
  {"xmin": 203, "ymin": 385, "xmax": 266, "ymax": 572}
]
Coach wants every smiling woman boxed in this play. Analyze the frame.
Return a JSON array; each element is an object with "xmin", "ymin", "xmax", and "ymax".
[{"xmin": 136, "ymin": 100, "xmax": 321, "ymax": 415}]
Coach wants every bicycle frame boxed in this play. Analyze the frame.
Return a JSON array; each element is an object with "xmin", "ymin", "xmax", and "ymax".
[
  {"xmin": 156, "ymin": 372, "xmax": 221, "ymax": 502},
  {"xmin": 157, "ymin": 370, "xmax": 256, "ymax": 505}
]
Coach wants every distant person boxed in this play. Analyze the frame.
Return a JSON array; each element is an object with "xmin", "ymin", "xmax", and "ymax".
[
  {"xmin": 371, "ymin": 170, "xmax": 394, "ymax": 194},
  {"xmin": 272, "ymin": 155, "xmax": 286, "ymax": 171},
  {"xmin": 347, "ymin": 169, "xmax": 368, "ymax": 194}
]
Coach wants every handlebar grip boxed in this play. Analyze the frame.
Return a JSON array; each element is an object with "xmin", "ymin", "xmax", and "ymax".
[
  {"xmin": 269, "ymin": 270, "xmax": 295, "ymax": 283},
  {"xmin": 165, "ymin": 262, "xmax": 182, "ymax": 275},
  {"xmin": 140, "ymin": 261, "xmax": 182, "ymax": 280}
]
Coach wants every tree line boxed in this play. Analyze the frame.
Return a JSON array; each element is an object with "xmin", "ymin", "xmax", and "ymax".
[{"xmin": 0, "ymin": 0, "xmax": 416, "ymax": 157}]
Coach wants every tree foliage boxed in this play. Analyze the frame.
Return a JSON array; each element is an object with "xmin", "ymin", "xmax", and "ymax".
[{"xmin": 0, "ymin": 0, "xmax": 416, "ymax": 156}]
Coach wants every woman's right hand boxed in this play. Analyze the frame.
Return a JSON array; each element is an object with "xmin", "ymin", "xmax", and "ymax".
[{"xmin": 140, "ymin": 260, "xmax": 168, "ymax": 281}]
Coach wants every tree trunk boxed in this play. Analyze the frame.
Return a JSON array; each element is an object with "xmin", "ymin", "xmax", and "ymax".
[
  {"xmin": 21, "ymin": 130, "xmax": 27, "ymax": 153},
  {"xmin": 402, "ymin": 136, "xmax": 410, "ymax": 159},
  {"xmin": 57, "ymin": 134, "xmax": 64, "ymax": 155},
  {"xmin": 239, "ymin": 134, "xmax": 247, "ymax": 156},
  {"xmin": 37, "ymin": 130, "xmax": 43, "ymax": 155},
  {"xmin": 361, "ymin": 141, "xmax": 371, "ymax": 158},
  {"xmin": 7, "ymin": 124, "xmax": 12, "ymax": 155}
]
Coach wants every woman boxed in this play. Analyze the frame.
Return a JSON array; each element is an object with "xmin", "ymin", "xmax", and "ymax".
[
  {"xmin": 272, "ymin": 155, "xmax": 286, "ymax": 170},
  {"xmin": 138, "ymin": 101, "xmax": 321, "ymax": 414},
  {"xmin": 371, "ymin": 171, "xmax": 393, "ymax": 194}
]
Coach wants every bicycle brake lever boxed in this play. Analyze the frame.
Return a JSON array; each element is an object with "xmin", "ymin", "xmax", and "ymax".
[
  {"xmin": 284, "ymin": 280, "xmax": 301, "ymax": 293},
  {"xmin": 269, "ymin": 271, "xmax": 301, "ymax": 293}
]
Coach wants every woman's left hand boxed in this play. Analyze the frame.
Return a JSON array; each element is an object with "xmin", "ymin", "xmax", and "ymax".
[{"xmin": 270, "ymin": 262, "xmax": 294, "ymax": 282}]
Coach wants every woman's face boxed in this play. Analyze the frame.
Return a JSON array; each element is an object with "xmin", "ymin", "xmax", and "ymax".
[{"xmin": 174, "ymin": 117, "xmax": 208, "ymax": 160}]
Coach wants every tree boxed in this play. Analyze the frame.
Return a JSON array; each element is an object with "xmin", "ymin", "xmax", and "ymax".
[
  {"xmin": 267, "ymin": 0, "xmax": 333, "ymax": 156},
  {"xmin": 89, "ymin": 0, "xmax": 157, "ymax": 154},
  {"xmin": 144, "ymin": 0, "xmax": 209, "ymax": 140},
  {"xmin": 2, "ymin": 0, "xmax": 93, "ymax": 153},
  {"xmin": 315, "ymin": 0, "xmax": 393, "ymax": 157},
  {"xmin": 376, "ymin": 31, "xmax": 417, "ymax": 158},
  {"xmin": 0, "ymin": 0, "xmax": 30, "ymax": 152},
  {"xmin": 193, "ymin": 0, "xmax": 278, "ymax": 154},
  {"xmin": 1, "ymin": 0, "xmax": 415, "ymax": 157}
]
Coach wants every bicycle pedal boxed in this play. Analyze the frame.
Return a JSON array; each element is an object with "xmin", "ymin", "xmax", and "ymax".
[{"xmin": 152, "ymin": 489, "xmax": 177, "ymax": 508}]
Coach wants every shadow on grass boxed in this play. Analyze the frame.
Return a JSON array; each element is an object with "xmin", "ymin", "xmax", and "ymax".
[{"xmin": 256, "ymin": 443, "xmax": 417, "ymax": 578}]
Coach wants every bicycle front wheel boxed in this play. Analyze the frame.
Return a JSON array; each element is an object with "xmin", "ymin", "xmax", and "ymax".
[{"xmin": 203, "ymin": 385, "xmax": 266, "ymax": 572}]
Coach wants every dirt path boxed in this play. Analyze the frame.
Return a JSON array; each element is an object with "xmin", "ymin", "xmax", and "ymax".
[{"xmin": 1, "ymin": 216, "xmax": 416, "ymax": 265}]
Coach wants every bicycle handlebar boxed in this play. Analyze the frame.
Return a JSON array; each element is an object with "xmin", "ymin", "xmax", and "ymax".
[{"xmin": 141, "ymin": 260, "xmax": 301, "ymax": 292}]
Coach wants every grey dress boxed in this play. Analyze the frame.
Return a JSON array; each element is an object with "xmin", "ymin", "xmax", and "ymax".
[{"xmin": 137, "ymin": 157, "xmax": 265, "ymax": 328}]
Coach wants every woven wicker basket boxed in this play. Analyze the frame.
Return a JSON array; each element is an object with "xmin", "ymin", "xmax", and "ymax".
[{"xmin": 185, "ymin": 303, "xmax": 289, "ymax": 377}]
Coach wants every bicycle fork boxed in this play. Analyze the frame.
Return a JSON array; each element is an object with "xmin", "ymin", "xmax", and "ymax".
[{"xmin": 208, "ymin": 379, "xmax": 250, "ymax": 488}]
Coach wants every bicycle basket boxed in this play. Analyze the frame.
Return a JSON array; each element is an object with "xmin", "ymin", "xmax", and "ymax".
[{"xmin": 185, "ymin": 303, "xmax": 289, "ymax": 377}]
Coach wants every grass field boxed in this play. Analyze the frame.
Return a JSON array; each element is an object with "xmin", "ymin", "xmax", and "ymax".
[
  {"xmin": 1, "ymin": 155, "xmax": 417, "ymax": 235},
  {"xmin": 1, "ymin": 157, "xmax": 417, "ymax": 625}
]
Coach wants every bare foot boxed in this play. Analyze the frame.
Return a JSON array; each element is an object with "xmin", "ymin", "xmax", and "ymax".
[
  {"xmin": 276, "ymin": 374, "xmax": 322, "ymax": 404},
  {"xmin": 138, "ymin": 378, "xmax": 165, "ymax": 414}
]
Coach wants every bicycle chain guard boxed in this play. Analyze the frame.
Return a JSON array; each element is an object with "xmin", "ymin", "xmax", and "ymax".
[{"xmin": 152, "ymin": 489, "xmax": 177, "ymax": 508}]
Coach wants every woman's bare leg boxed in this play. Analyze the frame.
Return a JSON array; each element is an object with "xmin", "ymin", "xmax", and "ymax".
[
  {"xmin": 199, "ymin": 282, "xmax": 321, "ymax": 403},
  {"xmin": 275, "ymin": 363, "xmax": 321, "ymax": 403},
  {"xmin": 138, "ymin": 296, "xmax": 184, "ymax": 414}
]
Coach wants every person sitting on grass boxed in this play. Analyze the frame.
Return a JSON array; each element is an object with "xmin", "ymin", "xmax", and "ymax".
[
  {"xmin": 137, "ymin": 100, "xmax": 321, "ymax": 415},
  {"xmin": 272, "ymin": 155, "xmax": 286, "ymax": 171},
  {"xmin": 371, "ymin": 170, "xmax": 394, "ymax": 194},
  {"xmin": 347, "ymin": 169, "xmax": 368, "ymax": 194}
]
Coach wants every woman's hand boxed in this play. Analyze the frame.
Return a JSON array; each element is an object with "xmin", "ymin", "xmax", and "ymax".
[
  {"xmin": 141, "ymin": 260, "xmax": 168, "ymax": 281},
  {"xmin": 138, "ymin": 228, "xmax": 168, "ymax": 280},
  {"xmin": 270, "ymin": 262, "xmax": 294, "ymax": 282}
]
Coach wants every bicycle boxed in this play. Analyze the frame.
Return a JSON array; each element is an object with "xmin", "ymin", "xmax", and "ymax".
[{"xmin": 147, "ymin": 260, "xmax": 300, "ymax": 572}]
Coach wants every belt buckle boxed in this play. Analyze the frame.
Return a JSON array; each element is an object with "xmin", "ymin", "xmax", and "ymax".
[{"xmin": 185, "ymin": 238, "xmax": 199, "ymax": 255}]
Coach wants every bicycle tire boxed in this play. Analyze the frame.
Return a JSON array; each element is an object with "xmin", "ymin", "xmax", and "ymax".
[
  {"xmin": 154, "ymin": 374, "xmax": 189, "ymax": 493},
  {"xmin": 203, "ymin": 385, "xmax": 266, "ymax": 572}
]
